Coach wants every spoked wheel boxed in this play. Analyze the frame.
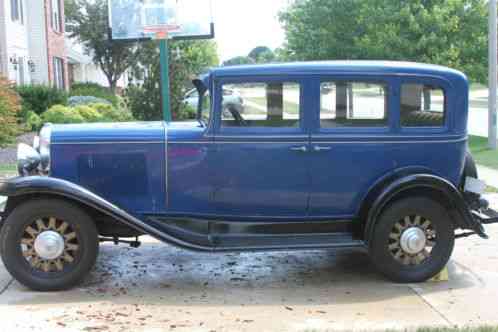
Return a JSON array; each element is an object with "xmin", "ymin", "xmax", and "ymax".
[
  {"xmin": 370, "ymin": 197, "xmax": 455, "ymax": 283},
  {"xmin": 388, "ymin": 215, "xmax": 436, "ymax": 266},
  {"xmin": 21, "ymin": 217, "xmax": 80, "ymax": 273},
  {"xmin": 0, "ymin": 199, "xmax": 99, "ymax": 291}
]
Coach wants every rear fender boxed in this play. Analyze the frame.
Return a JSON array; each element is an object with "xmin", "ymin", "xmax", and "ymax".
[{"xmin": 362, "ymin": 173, "xmax": 486, "ymax": 243}]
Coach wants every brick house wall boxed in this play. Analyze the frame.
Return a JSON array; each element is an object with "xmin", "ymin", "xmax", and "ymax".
[{"xmin": 44, "ymin": 0, "xmax": 68, "ymax": 90}]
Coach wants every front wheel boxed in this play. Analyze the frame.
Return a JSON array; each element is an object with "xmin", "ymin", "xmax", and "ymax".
[
  {"xmin": 370, "ymin": 197, "xmax": 455, "ymax": 283},
  {"xmin": 0, "ymin": 199, "xmax": 99, "ymax": 291}
]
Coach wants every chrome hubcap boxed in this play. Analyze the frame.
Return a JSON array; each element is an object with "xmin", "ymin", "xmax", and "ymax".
[
  {"xmin": 400, "ymin": 227, "xmax": 427, "ymax": 255},
  {"xmin": 34, "ymin": 231, "xmax": 65, "ymax": 260},
  {"xmin": 388, "ymin": 215, "xmax": 437, "ymax": 266}
]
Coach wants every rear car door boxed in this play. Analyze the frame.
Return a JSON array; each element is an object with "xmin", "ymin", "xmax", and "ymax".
[{"xmin": 210, "ymin": 77, "xmax": 311, "ymax": 218}]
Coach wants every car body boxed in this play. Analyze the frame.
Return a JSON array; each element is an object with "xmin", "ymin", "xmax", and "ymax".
[{"xmin": 1, "ymin": 61, "xmax": 497, "ymax": 291}]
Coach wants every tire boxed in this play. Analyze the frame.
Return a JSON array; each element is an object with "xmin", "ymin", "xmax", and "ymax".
[
  {"xmin": 0, "ymin": 199, "xmax": 99, "ymax": 291},
  {"xmin": 369, "ymin": 197, "xmax": 455, "ymax": 283}
]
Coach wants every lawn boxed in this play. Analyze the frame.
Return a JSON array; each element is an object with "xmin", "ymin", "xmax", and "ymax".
[{"xmin": 468, "ymin": 135, "xmax": 498, "ymax": 170}]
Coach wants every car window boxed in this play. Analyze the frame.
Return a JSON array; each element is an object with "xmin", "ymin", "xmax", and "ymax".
[
  {"xmin": 200, "ymin": 91, "xmax": 211, "ymax": 124},
  {"xmin": 400, "ymin": 84, "xmax": 445, "ymax": 127},
  {"xmin": 221, "ymin": 82, "xmax": 300, "ymax": 128},
  {"xmin": 320, "ymin": 82, "xmax": 388, "ymax": 128}
]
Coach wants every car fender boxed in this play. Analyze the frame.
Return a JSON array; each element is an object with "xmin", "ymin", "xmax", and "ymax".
[
  {"xmin": 362, "ymin": 172, "xmax": 486, "ymax": 244},
  {"xmin": 0, "ymin": 176, "xmax": 212, "ymax": 251}
]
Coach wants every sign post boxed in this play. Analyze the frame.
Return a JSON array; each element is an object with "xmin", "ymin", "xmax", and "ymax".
[
  {"xmin": 489, "ymin": 0, "xmax": 497, "ymax": 150},
  {"xmin": 159, "ymin": 39, "xmax": 172, "ymax": 122}
]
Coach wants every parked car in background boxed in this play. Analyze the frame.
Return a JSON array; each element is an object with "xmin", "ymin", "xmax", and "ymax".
[
  {"xmin": 1, "ymin": 61, "xmax": 497, "ymax": 291},
  {"xmin": 183, "ymin": 87, "xmax": 244, "ymax": 117}
]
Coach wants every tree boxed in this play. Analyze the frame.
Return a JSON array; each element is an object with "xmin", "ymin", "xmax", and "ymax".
[
  {"xmin": 65, "ymin": 0, "xmax": 140, "ymax": 92},
  {"xmin": 279, "ymin": 0, "xmax": 488, "ymax": 83},
  {"xmin": 126, "ymin": 40, "xmax": 219, "ymax": 121},
  {"xmin": 249, "ymin": 46, "xmax": 276, "ymax": 63},
  {"xmin": 222, "ymin": 56, "xmax": 255, "ymax": 66}
]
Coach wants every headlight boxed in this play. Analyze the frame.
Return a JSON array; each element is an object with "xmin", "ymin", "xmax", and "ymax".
[
  {"xmin": 39, "ymin": 124, "xmax": 52, "ymax": 171},
  {"xmin": 17, "ymin": 143, "xmax": 40, "ymax": 176}
]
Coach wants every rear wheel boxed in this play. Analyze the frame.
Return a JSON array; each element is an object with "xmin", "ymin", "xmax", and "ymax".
[
  {"xmin": 370, "ymin": 197, "xmax": 455, "ymax": 283},
  {"xmin": 0, "ymin": 199, "xmax": 99, "ymax": 291}
]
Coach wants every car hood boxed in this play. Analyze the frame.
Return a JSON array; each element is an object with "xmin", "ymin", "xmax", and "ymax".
[{"xmin": 51, "ymin": 122, "xmax": 166, "ymax": 144}]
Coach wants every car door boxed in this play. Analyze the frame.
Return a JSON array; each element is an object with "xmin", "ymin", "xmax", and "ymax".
[
  {"xmin": 210, "ymin": 77, "xmax": 311, "ymax": 218},
  {"xmin": 309, "ymin": 78, "xmax": 395, "ymax": 218}
]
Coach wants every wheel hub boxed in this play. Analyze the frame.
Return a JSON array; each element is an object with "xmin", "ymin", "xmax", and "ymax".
[
  {"xmin": 400, "ymin": 227, "xmax": 427, "ymax": 255},
  {"xmin": 34, "ymin": 231, "xmax": 65, "ymax": 260}
]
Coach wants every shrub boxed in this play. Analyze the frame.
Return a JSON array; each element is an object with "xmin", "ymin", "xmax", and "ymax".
[
  {"xmin": 0, "ymin": 77, "xmax": 21, "ymax": 146},
  {"xmin": 74, "ymin": 105, "xmax": 104, "ymax": 122},
  {"xmin": 25, "ymin": 111, "xmax": 42, "ymax": 131},
  {"xmin": 70, "ymin": 82, "xmax": 118, "ymax": 106},
  {"xmin": 16, "ymin": 85, "xmax": 68, "ymax": 117},
  {"xmin": 89, "ymin": 103, "xmax": 134, "ymax": 122},
  {"xmin": 176, "ymin": 104, "xmax": 197, "ymax": 121},
  {"xmin": 42, "ymin": 105, "xmax": 85, "ymax": 124},
  {"xmin": 68, "ymin": 96, "xmax": 111, "ymax": 107}
]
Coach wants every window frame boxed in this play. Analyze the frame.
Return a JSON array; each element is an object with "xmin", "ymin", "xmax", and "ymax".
[
  {"xmin": 51, "ymin": 0, "xmax": 62, "ymax": 33},
  {"xmin": 52, "ymin": 57, "xmax": 65, "ymax": 90},
  {"xmin": 314, "ymin": 76, "xmax": 393, "ymax": 135},
  {"xmin": 397, "ymin": 77, "xmax": 452, "ymax": 135},
  {"xmin": 213, "ymin": 76, "xmax": 307, "ymax": 137},
  {"xmin": 10, "ymin": 0, "xmax": 23, "ymax": 23}
]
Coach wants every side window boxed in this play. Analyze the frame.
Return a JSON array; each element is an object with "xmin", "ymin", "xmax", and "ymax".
[
  {"xmin": 221, "ymin": 82, "xmax": 300, "ymax": 128},
  {"xmin": 320, "ymin": 82, "xmax": 388, "ymax": 128},
  {"xmin": 200, "ymin": 91, "xmax": 211, "ymax": 123},
  {"xmin": 400, "ymin": 84, "xmax": 445, "ymax": 127}
]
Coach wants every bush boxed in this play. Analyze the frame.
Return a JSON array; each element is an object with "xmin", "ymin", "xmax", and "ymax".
[
  {"xmin": 0, "ymin": 77, "xmax": 21, "ymax": 146},
  {"xmin": 70, "ymin": 82, "xmax": 118, "ymax": 106},
  {"xmin": 42, "ymin": 105, "xmax": 85, "ymax": 124},
  {"xmin": 16, "ymin": 85, "xmax": 68, "ymax": 117},
  {"xmin": 176, "ymin": 104, "xmax": 197, "ymax": 121},
  {"xmin": 89, "ymin": 103, "xmax": 134, "ymax": 122},
  {"xmin": 75, "ymin": 105, "xmax": 104, "ymax": 122},
  {"xmin": 68, "ymin": 96, "xmax": 111, "ymax": 107},
  {"xmin": 40, "ymin": 103, "xmax": 134, "ymax": 125},
  {"xmin": 25, "ymin": 111, "xmax": 42, "ymax": 131}
]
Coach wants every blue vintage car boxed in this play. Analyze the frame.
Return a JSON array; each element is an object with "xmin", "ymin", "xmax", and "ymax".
[{"xmin": 1, "ymin": 61, "xmax": 497, "ymax": 291}]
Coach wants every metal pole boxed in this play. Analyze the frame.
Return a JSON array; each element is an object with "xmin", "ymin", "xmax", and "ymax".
[
  {"xmin": 160, "ymin": 39, "xmax": 172, "ymax": 122},
  {"xmin": 489, "ymin": 0, "xmax": 497, "ymax": 149}
]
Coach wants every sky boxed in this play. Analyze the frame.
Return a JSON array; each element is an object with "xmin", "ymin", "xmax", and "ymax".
[{"xmin": 212, "ymin": 0, "xmax": 289, "ymax": 62}]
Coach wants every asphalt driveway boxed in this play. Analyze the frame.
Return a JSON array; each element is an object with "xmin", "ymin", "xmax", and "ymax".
[{"xmin": 1, "ymin": 200, "xmax": 498, "ymax": 332}]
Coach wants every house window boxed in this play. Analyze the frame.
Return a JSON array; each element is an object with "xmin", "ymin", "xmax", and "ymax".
[
  {"xmin": 53, "ymin": 57, "xmax": 65, "ymax": 90},
  {"xmin": 51, "ymin": 0, "xmax": 62, "ymax": 32},
  {"xmin": 10, "ymin": 0, "xmax": 24, "ymax": 24},
  {"xmin": 320, "ymin": 82, "xmax": 388, "ymax": 127}
]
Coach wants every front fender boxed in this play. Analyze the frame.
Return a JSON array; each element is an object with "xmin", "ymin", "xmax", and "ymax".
[
  {"xmin": 0, "ymin": 176, "xmax": 211, "ymax": 251},
  {"xmin": 363, "ymin": 173, "xmax": 487, "ymax": 243}
]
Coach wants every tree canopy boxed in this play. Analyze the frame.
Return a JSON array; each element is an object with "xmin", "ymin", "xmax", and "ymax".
[
  {"xmin": 279, "ymin": 0, "xmax": 488, "ymax": 83},
  {"xmin": 65, "ymin": 0, "xmax": 140, "ymax": 92}
]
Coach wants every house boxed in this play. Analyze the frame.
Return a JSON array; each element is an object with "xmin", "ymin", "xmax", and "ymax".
[{"xmin": 0, "ymin": 0, "xmax": 126, "ymax": 91}]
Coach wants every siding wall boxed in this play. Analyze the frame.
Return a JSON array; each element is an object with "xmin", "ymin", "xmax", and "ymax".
[
  {"xmin": 2, "ymin": 0, "xmax": 30, "ymax": 84},
  {"xmin": 26, "ymin": 0, "xmax": 49, "ymax": 84}
]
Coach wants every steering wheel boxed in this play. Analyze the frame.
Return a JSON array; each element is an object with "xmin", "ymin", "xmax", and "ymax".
[{"xmin": 226, "ymin": 105, "xmax": 247, "ymax": 127}]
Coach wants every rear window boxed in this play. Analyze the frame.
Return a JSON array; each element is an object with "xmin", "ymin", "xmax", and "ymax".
[{"xmin": 400, "ymin": 84, "xmax": 445, "ymax": 127}]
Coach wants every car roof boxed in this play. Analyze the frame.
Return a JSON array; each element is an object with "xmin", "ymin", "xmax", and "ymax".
[{"xmin": 206, "ymin": 61, "xmax": 467, "ymax": 82}]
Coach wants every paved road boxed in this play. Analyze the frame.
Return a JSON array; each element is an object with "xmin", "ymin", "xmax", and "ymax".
[{"xmin": 1, "ymin": 198, "xmax": 498, "ymax": 332}]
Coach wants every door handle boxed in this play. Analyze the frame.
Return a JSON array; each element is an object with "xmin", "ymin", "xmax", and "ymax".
[
  {"xmin": 313, "ymin": 146, "xmax": 332, "ymax": 152},
  {"xmin": 290, "ymin": 146, "xmax": 308, "ymax": 152}
]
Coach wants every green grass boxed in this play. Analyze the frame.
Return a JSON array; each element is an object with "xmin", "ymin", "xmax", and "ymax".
[
  {"xmin": 468, "ymin": 135, "xmax": 498, "ymax": 170},
  {"xmin": 0, "ymin": 164, "xmax": 16, "ymax": 173}
]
